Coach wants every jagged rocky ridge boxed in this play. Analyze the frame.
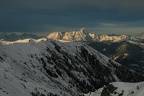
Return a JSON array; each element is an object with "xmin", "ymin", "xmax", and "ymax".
[{"xmin": 0, "ymin": 39, "xmax": 144, "ymax": 96}]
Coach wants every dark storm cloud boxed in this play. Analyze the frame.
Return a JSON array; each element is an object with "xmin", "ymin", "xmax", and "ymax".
[
  {"xmin": 0, "ymin": 0, "xmax": 144, "ymax": 34},
  {"xmin": 1, "ymin": 0, "xmax": 144, "ymax": 10}
]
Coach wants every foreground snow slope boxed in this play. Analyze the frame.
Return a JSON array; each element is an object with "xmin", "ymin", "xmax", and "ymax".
[
  {"xmin": 0, "ymin": 39, "xmax": 144, "ymax": 96},
  {"xmin": 85, "ymin": 82, "xmax": 144, "ymax": 96}
]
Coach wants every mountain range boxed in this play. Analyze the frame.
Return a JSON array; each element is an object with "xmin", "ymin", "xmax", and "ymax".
[
  {"xmin": 0, "ymin": 33, "xmax": 41, "ymax": 41},
  {"xmin": 1, "ymin": 29, "xmax": 144, "ymax": 42},
  {"xmin": 47, "ymin": 28, "xmax": 143, "ymax": 42}
]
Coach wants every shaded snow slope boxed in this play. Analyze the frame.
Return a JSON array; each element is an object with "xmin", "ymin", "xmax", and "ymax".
[
  {"xmin": 85, "ymin": 82, "xmax": 144, "ymax": 96},
  {"xmin": 89, "ymin": 41, "xmax": 144, "ymax": 71},
  {"xmin": 0, "ymin": 39, "xmax": 144, "ymax": 96}
]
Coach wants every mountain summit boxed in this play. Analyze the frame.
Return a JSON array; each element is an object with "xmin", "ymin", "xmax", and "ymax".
[{"xmin": 47, "ymin": 28, "xmax": 91, "ymax": 41}]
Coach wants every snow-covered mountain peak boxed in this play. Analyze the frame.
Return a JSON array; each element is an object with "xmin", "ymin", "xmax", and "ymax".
[
  {"xmin": 80, "ymin": 28, "xmax": 85, "ymax": 32},
  {"xmin": 47, "ymin": 28, "xmax": 90, "ymax": 41},
  {"xmin": 47, "ymin": 31, "xmax": 64, "ymax": 40}
]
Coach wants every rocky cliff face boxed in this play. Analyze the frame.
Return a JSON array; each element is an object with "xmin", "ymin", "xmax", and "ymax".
[{"xmin": 0, "ymin": 39, "xmax": 144, "ymax": 96}]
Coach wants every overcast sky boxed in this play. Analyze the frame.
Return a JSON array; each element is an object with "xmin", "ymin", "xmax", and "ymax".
[{"xmin": 0, "ymin": 0, "xmax": 144, "ymax": 35}]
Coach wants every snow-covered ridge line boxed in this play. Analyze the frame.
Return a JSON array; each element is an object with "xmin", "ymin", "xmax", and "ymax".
[{"xmin": 0, "ymin": 38, "xmax": 47, "ymax": 45}]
